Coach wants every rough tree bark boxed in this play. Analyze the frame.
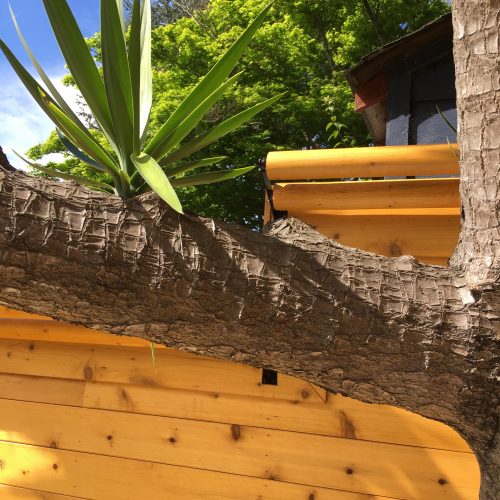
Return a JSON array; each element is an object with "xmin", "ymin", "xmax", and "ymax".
[{"xmin": 0, "ymin": 0, "xmax": 498, "ymax": 497}]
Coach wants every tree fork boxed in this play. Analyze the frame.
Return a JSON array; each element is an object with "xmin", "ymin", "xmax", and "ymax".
[{"xmin": 0, "ymin": 0, "xmax": 498, "ymax": 497}]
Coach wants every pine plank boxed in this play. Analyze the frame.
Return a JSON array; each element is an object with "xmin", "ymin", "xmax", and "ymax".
[
  {"xmin": 0, "ymin": 307, "xmax": 50, "ymax": 320},
  {"xmin": 83, "ymin": 381, "xmax": 471, "ymax": 453},
  {"xmin": 286, "ymin": 208, "xmax": 460, "ymax": 216},
  {"xmin": 289, "ymin": 212, "xmax": 460, "ymax": 258},
  {"xmin": 0, "ymin": 374, "xmax": 84, "ymax": 407},
  {"xmin": 0, "ymin": 319, "xmax": 162, "ymax": 349},
  {"xmin": 0, "ymin": 484, "xmax": 85, "ymax": 499},
  {"xmin": 0, "ymin": 339, "xmax": 326, "ymax": 403},
  {"xmin": 0, "ymin": 399, "xmax": 478, "ymax": 499},
  {"xmin": 266, "ymin": 143, "xmax": 459, "ymax": 180},
  {"xmin": 0, "ymin": 441, "xmax": 382, "ymax": 500},
  {"xmin": 0, "ymin": 372, "xmax": 471, "ymax": 453},
  {"xmin": 273, "ymin": 178, "xmax": 459, "ymax": 212}
]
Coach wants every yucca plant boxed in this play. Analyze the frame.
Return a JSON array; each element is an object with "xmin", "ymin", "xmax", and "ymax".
[{"xmin": 0, "ymin": 0, "xmax": 281, "ymax": 213}]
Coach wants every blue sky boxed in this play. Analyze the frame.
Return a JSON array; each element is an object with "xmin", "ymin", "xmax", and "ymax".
[{"xmin": 0, "ymin": 0, "xmax": 100, "ymax": 166}]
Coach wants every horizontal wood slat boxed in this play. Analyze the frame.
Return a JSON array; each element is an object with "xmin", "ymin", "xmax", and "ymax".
[
  {"xmin": 266, "ymin": 144, "xmax": 459, "ymax": 180},
  {"xmin": 0, "ymin": 339, "xmax": 325, "ymax": 403},
  {"xmin": 0, "ymin": 484, "xmax": 85, "ymax": 500},
  {"xmin": 289, "ymin": 212, "xmax": 460, "ymax": 258},
  {"xmin": 0, "ymin": 306, "xmax": 49, "ymax": 320},
  {"xmin": 0, "ymin": 373, "xmax": 471, "ymax": 453},
  {"xmin": 273, "ymin": 178, "xmax": 459, "ymax": 212},
  {"xmin": 0, "ymin": 318, "xmax": 163, "ymax": 349},
  {"xmin": 0, "ymin": 400, "xmax": 479, "ymax": 499},
  {"xmin": 0, "ymin": 441, "xmax": 382, "ymax": 500},
  {"xmin": 288, "ymin": 208, "xmax": 460, "ymax": 216},
  {"xmin": 0, "ymin": 373, "xmax": 85, "ymax": 407}
]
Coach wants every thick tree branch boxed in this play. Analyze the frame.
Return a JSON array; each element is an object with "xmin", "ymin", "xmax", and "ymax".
[
  {"xmin": 0, "ymin": 147, "xmax": 15, "ymax": 172},
  {"xmin": 451, "ymin": 0, "xmax": 500, "ymax": 289},
  {"xmin": 0, "ymin": 169, "xmax": 497, "ymax": 477}
]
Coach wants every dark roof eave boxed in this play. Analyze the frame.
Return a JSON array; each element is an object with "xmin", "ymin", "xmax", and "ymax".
[{"xmin": 345, "ymin": 13, "xmax": 453, "ymax": 89}]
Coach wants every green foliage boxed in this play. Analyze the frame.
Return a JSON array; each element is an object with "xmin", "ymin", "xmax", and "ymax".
[
  {"xmin": 17, "ymin": 0, "xmax": 450, "ymax": 227},
  {"xmin": 1, "ymin": 0, "xmax": 279, "ymax": 213}
]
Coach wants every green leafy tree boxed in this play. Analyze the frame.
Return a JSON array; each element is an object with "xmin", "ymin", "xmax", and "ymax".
[{"xmin": 25, "ymin": 0, "xmax": 450, "ymax": 226}]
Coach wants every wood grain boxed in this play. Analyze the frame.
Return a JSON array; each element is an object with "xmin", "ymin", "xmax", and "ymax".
[
  {"xmin": 289, "ymin": 212, "xmax": 460, "ymax": 258},
  {"xmin": 266, "ymin": 143, "xmax": 459, "ymax": 180},
  {"xmin": 0, "ymin": 399, "xmax": 479, "ymax": 499},
  {"xmin": 273, "ymin": 178, "xmax": 459, "ymax": 212},
  {"xmin": 0, "ymin": 339, "xmax": 326, "ymax": 403},
  {"xmin": 0, "ymin": 441, "xmax": 383, "ymax": 500},
  {"xmin": 0, "ymin": 372, "xmax": 471, "ymax": 453}
]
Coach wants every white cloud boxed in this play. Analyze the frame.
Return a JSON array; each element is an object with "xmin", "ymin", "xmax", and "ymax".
[{"xmin": 0, "ymin": 64, "xmax": 87, "ymax": 169}]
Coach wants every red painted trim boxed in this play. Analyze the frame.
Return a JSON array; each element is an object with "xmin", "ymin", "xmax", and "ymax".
[{"xmin": 354, "ymin": 74, "xmax": 388, "ymax": 112}]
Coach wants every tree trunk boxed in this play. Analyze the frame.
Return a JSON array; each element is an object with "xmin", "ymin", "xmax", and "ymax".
[
  {"xmin": 449, "ymin": 1, "xmax": 500, "ymax": 495},
  {"xmin": 0, "ymin": 0, "xmax": 498, "ymax": 497}
]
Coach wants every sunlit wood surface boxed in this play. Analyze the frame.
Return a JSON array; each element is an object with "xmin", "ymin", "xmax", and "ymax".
[
  {"xmin": 266, "ymin": 144, "xmax": 461, "ymax": 267},
  {"xmin": 0, "ymin": 306, "xmax": 479, "ymax": 499}
]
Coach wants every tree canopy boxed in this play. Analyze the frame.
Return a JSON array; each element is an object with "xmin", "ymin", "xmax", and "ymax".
[{"xmin": 28, "ymin": 0, "xmax": 450, "ymax": 227}]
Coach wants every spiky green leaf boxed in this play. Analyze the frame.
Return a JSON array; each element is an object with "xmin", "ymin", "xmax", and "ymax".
[
  {"xmin": 56, "ymin": 129, "xmax": 106, "ymax": 172},
  {"xmin": 12, "ymin": 150, "xmax": 114, "ymax": 192},
  {"xmin": 153, "ymin": 72, "xmax": 243, "ymax": 161},
  {"xmin": 131, "ymin": 153, "xmax": 183, "ymax": 213},
  {"xmin": 165, "ymin": 156, "xmax": 227, "ymax": 177},
  {"xmin": 44, "ymin": 100, "xmax": 121, "ymax": 180},
  {"xmin": 145, "ymin": 1, "xmax": 274, "ymax": 157},
  {"xmin": 161, "ymin": 93, "xmax": 285, "ymax": 165},
  {"xmin": 170, "ymin": 166, "xmax": 255, "ymax": 188},
  {"xmin": 9, "ymin": 3, "xmax": 86, "ymax": 130},
  {"xmin": 129, "ymin": 0, "xmax": 152, "ymax": 151},
  {"xmin": 101, "ymin": 0, "xmax": 134, "ymax": 169},
  {"xmin": 116, "ymin": 0, "xmax": 125, "ymax": 34},
  {"xmin": 42, "ymin": 0, "xmax": 115, "ymax": 143}
]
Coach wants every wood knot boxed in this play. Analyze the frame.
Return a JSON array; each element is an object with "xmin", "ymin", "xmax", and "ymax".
[
  {"xmin": 340, "ymin": 411, "xmax": 357, "ymax": 439},
  {"xmin": 231, "ymin": 424, "xmax": 241, "ymax": 441},
  {"xmin": 52, "ymin": 463, "xmax": 58, "ymax": 471},
  {"xmin": 83, "ymin": 366, "xmax": 93, "ymax": 381},
  {"xmin": 301, "ymin": 389, "xmax": 310, "ymax": 399},
  {"xmin": 345, "ymin": 468, "xmax": 354, "ymax": 475},
  {"xmin": 438, "ymin": 478, "xmax": 447, "ymax": 485},
  {"xmin": 168, "ymin": 437, "xmax": 176, "ymax": 444}
]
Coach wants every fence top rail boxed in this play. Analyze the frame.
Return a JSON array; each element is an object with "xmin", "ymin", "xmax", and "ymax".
[{"xmin": 266, "ymin": 143, "xmax": 459, "ymax": 181}]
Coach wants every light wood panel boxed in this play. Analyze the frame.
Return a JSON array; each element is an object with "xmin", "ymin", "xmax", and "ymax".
[
  {"xmin": 0, "ymin": 318, "xmax": 164, "ymax": 349},
  {"xmin": 290, "ymin": 212, "xmax": 460, "ymax": 258},
  {"xmin": 0, "ymin": 373, "xmax": 85, "ymax": 407},
  {"xmin": 0, "ymin": 306, "xmax": 49, "ymax": 320},
  {"xmin": 0, "ymin": 339, "xmax": 325, "ymax": 403},
  {"xmin": 0, "ymin": 441, "xmax": 381, "ymax": 500},
  {"xmin": 266, "ymin": 143, "xmax": 459, "ymax": 180},
  {"xmin": 273, "ymin": 178, "xmax": 459, "ymax": 212},
  {"xmin": 0, "ymin": 484, "xmax": 84, "ymax": 500},
  {"xmin": 0, "ymin": 399, "xmax": 479, "ymax": 499},
  {"xmin": 286, "ymin": 208, "xmax": 460, "ymax": 216},
  {"xmin": 0, "ymin": 372, "xmax": 471, "ymax": 453}
]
